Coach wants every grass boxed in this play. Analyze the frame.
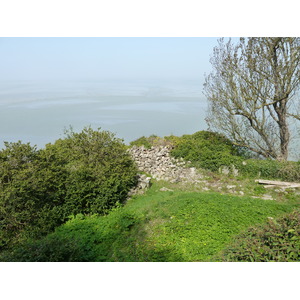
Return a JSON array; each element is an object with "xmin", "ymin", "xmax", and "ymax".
[{"xmin": 3, "ymin": 180, "xmax": 299, "ymax": 262}]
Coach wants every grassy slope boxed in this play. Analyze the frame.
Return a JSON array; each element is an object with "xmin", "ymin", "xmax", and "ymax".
[
  {"xmin": 4, "ymin": 180, "xmax": 299, "ymax": 262},
  {"xmin": 115, "ymin": 181, "xmax": 299, "ymax": 261}
]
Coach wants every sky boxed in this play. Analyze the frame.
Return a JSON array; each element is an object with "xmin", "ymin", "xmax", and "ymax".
[{"xmin": 0, "ymin": 37, "xmax": 220, "ymax": 83}]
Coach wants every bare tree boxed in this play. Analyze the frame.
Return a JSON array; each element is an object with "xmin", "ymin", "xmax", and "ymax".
[{"xmin": 204, "ymin": 37, "xmax": 300, "ymax": 161}]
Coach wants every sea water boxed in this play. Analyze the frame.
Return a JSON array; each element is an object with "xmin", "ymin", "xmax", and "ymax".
[{"xmin": 0, "ymin": 79, "xmax": 208, "ymax": 148}]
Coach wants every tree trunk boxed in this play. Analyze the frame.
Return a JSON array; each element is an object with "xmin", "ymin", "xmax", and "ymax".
[
  {"xmin": 271, "ymin": 39, "xmax": 290, "ymax": 161},
  {"xmin": 279, "ymin": 117, "xmax": 289, "ymax": 160},
  {"xmin": 272, "ymin": 99, "xmax": 290, "ymax": 161}
]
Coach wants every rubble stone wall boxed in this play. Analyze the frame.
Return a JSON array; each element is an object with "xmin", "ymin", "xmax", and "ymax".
[{"xmin": 128, "ymin": 145, "xmax": 203, "ymax": 183}]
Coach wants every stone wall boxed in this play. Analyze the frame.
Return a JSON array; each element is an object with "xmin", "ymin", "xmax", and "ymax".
[
  {"xmin": 128, "ymin": 145, "xmax": 203, "ymax": 183},
  {"xmin": 127, "ymin": 174, "xmax": 152, "ymax": 197}
]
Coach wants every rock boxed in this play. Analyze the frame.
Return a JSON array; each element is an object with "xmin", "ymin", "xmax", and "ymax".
[
  {"xmin": 127, "ymin": 146, "xmax": 203, "ymax": 184},
  {"xmin": 127, "ymin": 173, "xmax": 152, "ymax": 198},
  {"xmin": 232, "ymin": 165, "xmax": 239, "ymax": 177},
  {"xmin": 251, "ymin": 194, "xmax": 274, "ymax": 200},
  {"xmin": 218, "ymin": 165, "xmax": 239, "ymax": 176},
  {"xmin": 261, "ymin": 194, "xmax": 273, "ymax": 200},
  {"xmin": 160, "ymin": 187, "xmax": 173, "ymax": 192},
  {"xmin": 170, "ymin": 178, "xmax": 180, "ymax": 183},
  {"xmin": 219, "ymin": 166, "xmax": 230, "ymax": 175},
  {"xmin": 226, "ymin": 185, "xmax": 236, "ymax": 189}
]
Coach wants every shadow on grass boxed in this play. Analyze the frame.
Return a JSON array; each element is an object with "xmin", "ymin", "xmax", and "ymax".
[{"xmin": 0, "ymin": 211, "xmax": 184, "ymax": 262}]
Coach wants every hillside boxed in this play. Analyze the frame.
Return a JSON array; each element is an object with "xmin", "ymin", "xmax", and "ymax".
[
  {"xmin": 1, "ymin": 178, "xmax": 299, "ymax": 262},
  {"xmin": 1, "ymin": 130, "xmax": 300, "ymax": 262}
]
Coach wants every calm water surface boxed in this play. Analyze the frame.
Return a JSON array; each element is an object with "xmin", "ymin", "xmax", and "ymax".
[{"xmin": 0, "ymin": 80, "xmax": 208, "ymax": 148}]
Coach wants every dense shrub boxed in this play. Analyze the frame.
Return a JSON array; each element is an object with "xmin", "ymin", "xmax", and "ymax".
[
  {"xmin": 211, "ymin": 156, "xmax": 299, "ymax": 182},
  {"xmin": 277, "ymin": 161, "xmax": 300, "ymax": 182},
  {"xmin": 130, "ymin": 135, "xmax": 174, "ymax": 148},
  {"xmin": 129, "ymin": 135, "xmax": 158, "ymax": 148},
  {"xmin": 170, "ymin": 131, "xmax": 300, "ymax": 181},
  {"xmin": 230, "ymin": 159, "xmax": 300, "ymax": 181},
  {"xmin": 47, "ymin": 127, "xmax": 138, "ymax": 215},
  {"xmin": 0, "ymin": 234, "xmax": 90, "ymax": 262},
  {"xmin": 168, "ymin": 131, "xmax": 245, "ymax": 172},
  {"xmin": 171, "ymin": 131, "xmax": 239, "ymax": 155},
  {"xmin": 0, "ymin": 127, "xmax": 138, "ymax": 249},
  {"xmin": 167, "ymin": 131, "xmax": 300, "ymax": 180},
  {"xmin": 218, "ymin": 210, "xmax": 300, "ymax": 262},
  {"xmin": 0, "ymin": 141, "xmax": 63, "ymax": 248}
]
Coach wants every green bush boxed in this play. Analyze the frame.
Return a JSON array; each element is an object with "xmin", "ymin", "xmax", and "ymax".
[
  {"xmin": 0, "ymin": 141, "xmax": 64, "ymax": 248},
  {"xmin": 277, "ymin": 161, "xmax": 300, "ymax": 182},
  {"xmin": 169, "ymin": 131, "xmax": 244, "ymax": 172},
  {"xmin": 240, "ymin": 159, "xmax": 281, "ymax": 179},
  {"xmin": 129, "ymin": 135, "xmax": 158, "ymax": 148},
  {"xmin": 130, "ymin": 134, "xmax": 174, "ymax": 148},
  {"xmin": 165, "ymin": 131, "xmax": 300, "ymax": 181},
  {"xmin": 47, "ymin": 127, "xmax": 138, "ymax": 216},
  {"xmin": 0, "ymin": 234, "xmax": 91, "ymax": 262},
  {"xmin": 235, "ymin": 159, "xmax": 300, "ymax": 181},
  {"xmin": 218, "ymin": 210, "xmax": 300, "ymax": 262},
  {"xmin": 0, "ymin": 127, "xmax": 138, "ymax": 249}
]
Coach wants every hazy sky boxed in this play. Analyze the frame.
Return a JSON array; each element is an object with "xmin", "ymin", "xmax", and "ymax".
[{"xmin": 0, "ymin": 37, "xmax": 220, "ymax": 82}]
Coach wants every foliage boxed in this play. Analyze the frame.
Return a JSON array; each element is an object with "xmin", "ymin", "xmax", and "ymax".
[
  {"xmin": 217, "ymin": 210, "xmax": 300, "ymax": 262},
  {"xmin": 0, "ymin": 210, "xmax": 141, "ymax": 262},
  {"xmin": 204, "ymin": 37, "xmax": 300, "ymax": 160},
  {"xmin": 130, "ymin": 131, "xmax": 248, "ymax": 172},
  {"xmin": 129, "ymin": 131, "xmax": 300, "ymax": 181},
  {"xmin": 129, "ymin": 135, "xmax": 158, "ymax": 148},
  {"xmin": 47, "ymin": 127, "xmax": 138, "ymax": 216},
  {"xmin": 0, "ymin": 127, "xmax": 137, "ymax": 249},
  {"xmin": 0, "ymin": 141, "xmax": 64, "ymax": 248},
  {"xmin": 2, "ymin": 182, "xmax": 297, "ymax": 262},
  {"xmin": 239, "ymin": 159, "xmax": 300, "ymax": 181},
  {"xmin": 166, "ymin": 131, "xmax": 300, "ymax": 181},
  {"xmin": 130, "ymin": 134, "xmax": 174, "ymax": 148},
  {"xmin": 169, "ymin": 131, "xmax": 245, "ymax": 172}
]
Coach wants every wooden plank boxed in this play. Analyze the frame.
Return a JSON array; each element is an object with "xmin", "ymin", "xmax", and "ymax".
[
  {"xmin": 263, "ymin": 185, "xmax": 300, "ymax": 189},
  {"xmin": 255, "ymin": 179, "xmax": 300, "ymax": 188}
]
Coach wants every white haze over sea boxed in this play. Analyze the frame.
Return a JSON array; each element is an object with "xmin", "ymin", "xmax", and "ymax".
[{"xmin": 0, "ymin": 79, "xmax": 208, "ymax": 148}]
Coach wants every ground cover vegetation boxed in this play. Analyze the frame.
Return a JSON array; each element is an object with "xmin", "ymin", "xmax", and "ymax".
[
  {"xmin": 1, "ymin": 180, "xmax": 299, "ymax": 262},
  {"xmin": 1, "ymin": 128, "xmax": 300, "ymax": 261},
  {"xmin": 216, "ymin": 210, "xmax": 300, "ymax": 262}
]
